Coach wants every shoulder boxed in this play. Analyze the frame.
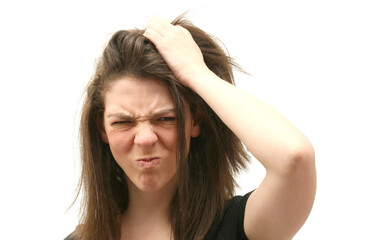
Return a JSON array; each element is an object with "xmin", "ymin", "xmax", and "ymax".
[{"xmin": 205, "ymin": 191, "xmax": 254, "ymax": 240}]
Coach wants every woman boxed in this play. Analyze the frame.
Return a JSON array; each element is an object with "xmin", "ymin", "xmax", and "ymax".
[{"xmin": 66, "ymin": 16, "xmax": 316, "ymax": 240}]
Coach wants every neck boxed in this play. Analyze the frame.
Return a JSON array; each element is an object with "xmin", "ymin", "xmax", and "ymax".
[
  {"xmin": 119, "ymin": 177, "xmax": 177, "ymax": 240},
  {"xmin": 121, "ymin": 176, "xmax": 178, "ymax": 227}
]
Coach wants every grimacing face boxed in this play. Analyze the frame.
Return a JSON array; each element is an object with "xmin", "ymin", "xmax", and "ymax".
[{"xmin": 99, "ymin": 76, "xmax": 200, "ymax": 193}]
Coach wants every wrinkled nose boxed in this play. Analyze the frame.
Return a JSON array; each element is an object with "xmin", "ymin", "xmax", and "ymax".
[{"xmin": 134, "ymin": 122, "xmax": 158, "ymax": 146}]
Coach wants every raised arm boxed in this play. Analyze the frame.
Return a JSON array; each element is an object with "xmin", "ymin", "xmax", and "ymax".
[{"xmin": 144, "ymin": 17, "xmax": 316, "ymax": 240}]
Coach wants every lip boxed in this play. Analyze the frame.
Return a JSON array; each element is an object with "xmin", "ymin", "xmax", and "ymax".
[{"xmin": 136, "ymin": 157, "xmax": 160, "ymax": 168}]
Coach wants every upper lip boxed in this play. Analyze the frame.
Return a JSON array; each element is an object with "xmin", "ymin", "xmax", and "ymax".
[{"xmin": 137, "ymin": 157, "xmax": 159, "ymax": 161}]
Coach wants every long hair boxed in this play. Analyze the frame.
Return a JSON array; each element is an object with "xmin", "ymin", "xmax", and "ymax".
[{"xmin": 73, "ymin": 15, "xmax": 250, "ymax": 240}]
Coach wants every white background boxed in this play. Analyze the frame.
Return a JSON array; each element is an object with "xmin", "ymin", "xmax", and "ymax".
[{"xmin": 0, "ymin": 0, "xmax": 367, "ymax": 239}]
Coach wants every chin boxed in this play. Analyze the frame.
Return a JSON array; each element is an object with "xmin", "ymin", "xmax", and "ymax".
[{"xmin": 133, "ymin": 174, "xmax": 178, "ymax": 194}]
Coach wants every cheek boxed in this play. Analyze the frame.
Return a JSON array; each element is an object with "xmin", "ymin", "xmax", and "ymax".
[
  {"xmin": 107, "ymin": 132, "xmax": 134, "ymax": 158},
  {"xmin": 157, "ymin": 128, "xmax": 178, "ymax": 152}
]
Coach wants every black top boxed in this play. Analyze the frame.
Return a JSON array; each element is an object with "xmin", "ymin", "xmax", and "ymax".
[
  {"xmin": 204, "ymin": 191, "xmax": 253, "ymax": 240},
  {"xmin": 65, "ymin": 191, "xmax": 253, "ymax": 240}
]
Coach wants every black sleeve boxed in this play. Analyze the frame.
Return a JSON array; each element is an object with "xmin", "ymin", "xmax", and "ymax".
[
  {"xmin": 205, "ymin": 190, "xmax": 254, "ymax": 240},
  {"xmin": 237, "ymin": 191, "xmax": 253, "ymax": 240}
]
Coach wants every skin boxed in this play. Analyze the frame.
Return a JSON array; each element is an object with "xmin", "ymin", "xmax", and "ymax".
[
  {"xmin": 99, "ymin": 76, "xmax": 200, "ymax": 240},
  {"xmin": 144, "ymin": 17, "xmax": 316, "ymax": 240}
]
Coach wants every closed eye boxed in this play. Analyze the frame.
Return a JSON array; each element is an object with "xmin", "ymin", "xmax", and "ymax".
[
  {"xmin": 110, "ymin": 120, "xmax": 135, "ymax": 131},
  {"xmin": 154, "ymin": 116, "xmax": 177, "ymax": 127},
  {"xmin": 111, "ymin": 120, "xmax": 134, "ymax": 126},
  {"xmin": 157, "ymin": 117, "xmax": 176, "ymax": 122}
]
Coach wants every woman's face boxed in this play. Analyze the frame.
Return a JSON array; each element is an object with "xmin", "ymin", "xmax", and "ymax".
[{"xmin": 100, "ymin": 76, "xmax": 200, "ymax": 193}]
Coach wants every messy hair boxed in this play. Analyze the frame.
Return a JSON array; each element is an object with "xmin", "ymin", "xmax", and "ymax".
[{"xmin": 73, "ymin": 15, "xmax": 250, "ymax": 240}]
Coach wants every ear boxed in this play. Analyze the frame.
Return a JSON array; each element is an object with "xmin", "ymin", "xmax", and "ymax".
[
  {"xmin": 190, "ymin": 111, "xmax": 201, "ymax": 138},
  {"xmin": 97, "ymin": 117, "xmax": 109, "ymax": 144}
]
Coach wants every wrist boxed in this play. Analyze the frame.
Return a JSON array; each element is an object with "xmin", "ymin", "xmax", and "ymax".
[{"xmin": 185, "ymin": 68, "xmax": 218, "ymax": 92}]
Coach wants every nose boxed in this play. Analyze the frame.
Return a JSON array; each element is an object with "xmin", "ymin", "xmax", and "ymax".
[{"xmin": 134, "ymin": 122, "xmax": 158, "ymax": 146}]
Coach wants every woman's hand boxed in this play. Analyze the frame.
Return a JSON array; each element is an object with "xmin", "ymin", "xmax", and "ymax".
[{"xmin": 143, "ymin": 17, "xmax": 212, "ymax": 88}]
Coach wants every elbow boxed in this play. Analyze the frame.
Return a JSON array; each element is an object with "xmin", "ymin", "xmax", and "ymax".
[
  {"xmin": 283, "ymin": 139, "xmax": 316, "ymax": 176},
  {"xmin": 291, "ymin": 140, "xmax": 315, "ymax": 166}
]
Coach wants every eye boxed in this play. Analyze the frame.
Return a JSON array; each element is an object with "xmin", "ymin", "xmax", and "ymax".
[
  {"xmin": 157, "ymin": 117, "xmax": 176, "ymax": 122},
  {"xmin": 111, "ymin": 120, "xmax": 135, "ymax": 130},
  {"xmin": 112, "ymin": 120, "xmax": 133, "ymax": 125},
  {"xmin": 154, "ymin": 116, "xmax": 177, "ymax": 128},
  {"xmin": 154, "ymin": 116, "xmax": 177, "ymax": 127}
]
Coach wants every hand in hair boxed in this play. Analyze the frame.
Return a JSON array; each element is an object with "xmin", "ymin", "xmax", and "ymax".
[{"xmin": 144, "ymin": 17, "xmax": 213, "ymax": 88}]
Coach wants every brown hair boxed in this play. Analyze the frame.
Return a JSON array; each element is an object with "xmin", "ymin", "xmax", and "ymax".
[{"xmin": 73, "ymin": 15, "xmax": 250, "ymax": 240}]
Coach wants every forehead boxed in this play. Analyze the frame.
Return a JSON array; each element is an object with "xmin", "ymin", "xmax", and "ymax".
[{"xmin": 104, "ymin": 76, "xmax": 174, "ymax": 116}]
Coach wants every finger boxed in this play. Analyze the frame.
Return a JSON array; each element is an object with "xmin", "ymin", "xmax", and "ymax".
[
  {"xmin": 143, "ymin": 27, "xmax": 162, "ymax": 47},
  {"xmin": 174, "ymin": 25, "xmax": 191, "ymax": 37}
]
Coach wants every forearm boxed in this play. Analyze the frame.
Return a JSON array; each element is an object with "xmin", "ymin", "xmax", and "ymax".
[{"xmin": 189, "ymin": 70, "xmax": 314, "ymax": 174}]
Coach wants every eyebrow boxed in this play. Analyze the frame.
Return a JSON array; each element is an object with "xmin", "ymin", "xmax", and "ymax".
[{"xmin": 107, "ymin": 108, "xmax": 176, "ymax": 119}]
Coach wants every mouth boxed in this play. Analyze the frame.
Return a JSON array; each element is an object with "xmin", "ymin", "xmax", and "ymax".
[{"xmin": 136, "ymin": 157, "xmax": 160, "ymax": 168}]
